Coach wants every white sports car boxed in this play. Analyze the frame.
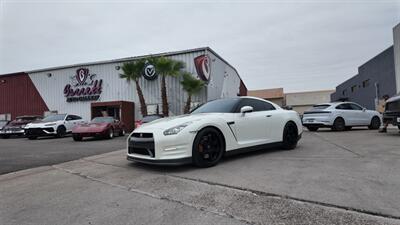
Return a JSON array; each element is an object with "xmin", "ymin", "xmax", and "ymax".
[
  {"xmin": 127, "ymin": 97, "xmax": 303, "ymax": 167},
  {"xmin": 302, "ymin": 102, "xmax": 381, "ymax": 131},
  {"xmin": 25, "ymin": 113, "xmax": 84, "ymax": 139}
]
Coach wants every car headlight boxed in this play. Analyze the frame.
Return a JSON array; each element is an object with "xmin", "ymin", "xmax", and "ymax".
[
  {"xmin": 20, "ymin": 125, "xmax": 26, "ymax": 128},
  {"xmin": 163, "ymin": 122, "xmax": 192, "ymax": 136},
  {"xmin": 45, "ymin": 123, "xmax": 57, "ymax": 126}
]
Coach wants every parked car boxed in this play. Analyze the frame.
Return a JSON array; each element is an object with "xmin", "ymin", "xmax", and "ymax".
[
  {"xmin": 135, "ymin": 114, "xmax": 164, "ymax": 129},
  {"xmin": 25, "ymin": 114, "xmax": 84, "ymax": 140},
  {"xmin": 0, "ymin": 120, "xmax": 10, "ymax": 133},
  {"xmin": 72, "ymin": 116, "xmax": 125, "ymax": 141},
  {"xmin": 302, "ymin": 102, "xmax": 381, "ymax": 131},
  {"xmin": 127, "ymin": 97, "xmax": 302, "ymax": 167},
  {"xmin": 0, "ymin": 115, "xmax": 42, "ymax": 138},
  {"xmin": 382, "ymin": 95, "xmax": 400, "ymax": 130}
]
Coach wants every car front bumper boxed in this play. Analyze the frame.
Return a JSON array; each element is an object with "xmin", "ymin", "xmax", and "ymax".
[
  {"xmin": 126, "ymin": 128, "xmax": 196, "ymax": 165},
  {"xmin": 25, "ymin": 127, "xmax": 57, "ymax": 136},
  {"xmin": 383, "ymin": 112, "xmax": 400, "ymax": 126},
  {"xmin": 0, "ymin": 128, "xmax": 25, "ymax": 135}
]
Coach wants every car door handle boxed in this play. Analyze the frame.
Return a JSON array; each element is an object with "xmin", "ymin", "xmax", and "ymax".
[{"xmin": 266, "ymin": 115, "xmax": 272, "ymax": 117}]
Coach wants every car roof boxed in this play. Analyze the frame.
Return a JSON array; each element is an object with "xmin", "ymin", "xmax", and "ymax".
[{"xmin": 387, "ymin": 95, "xmax": 400, "ymax": 103}]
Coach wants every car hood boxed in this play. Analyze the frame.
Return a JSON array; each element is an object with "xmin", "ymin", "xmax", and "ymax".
[
  {"xmin": 26, "ymin": 121, "xmax": 62, "ymax": 128},
  {"xmin": 136, "ymin": 113, "xmax": 228, "ymax": 130}
]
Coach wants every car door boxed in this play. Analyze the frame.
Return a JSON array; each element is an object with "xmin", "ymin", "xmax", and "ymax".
[
  {"xmin": 233, "ymin": 98, "xmax": 270, "ymax": 146},
  {"xmin": 349, "ymin": 103, "xmax": 369, "ymax": 125},
  {"xmin": 335, "ymin": 103, "xmax": 357, "ymax": 126}
]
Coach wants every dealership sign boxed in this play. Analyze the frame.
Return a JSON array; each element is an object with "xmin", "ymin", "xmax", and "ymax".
[
  {"xmin": 194, "ymin": 54, "xmax": 211, "ymax": 82},
  {"xmin": 142, "ymin": 62, "xmax": 158, "ymax": 80},
  {"xmin": 64, "ymin": 68, "xmax": 103, "ymax": 102}
]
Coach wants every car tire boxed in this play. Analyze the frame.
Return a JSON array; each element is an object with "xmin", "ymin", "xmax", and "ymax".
[
  {"xmin": 332, "ymin": 117, "xmax": 345, "ymax": 131},
  {"xmin": 107, "ymin": 129, "xmax": 114, "ymax": 139},
  {"xmin": 28, "ymin": 135, "xmax": 37, "ymax": 140},
  {"xmin": 72, "ymin": 134, "xmax": 82, "ymax": 141},
  {"xmin": 368, "ymin": 116, "xmax": 381, "ymax": 130},
  {"xmin": 56, "ymin": 126, "xmax": 66, "ymax": 138},
  {"xmin": 282, "ymin": 122, "xmax": 299, "ymax": 150},
  {"xmin": 192, "ymin": 127, "xmax": 225, "ymax": 168},
  {"xmin": 345, "ymin": 126, "xmax": 352, "ymax": 131},
  {"xmin": 306, "ymin": 126, "xmax": 318, "ymax": 132},
  {"xmin": 119, "ymin": 129, "xmax": 125, "ymax": 136}
]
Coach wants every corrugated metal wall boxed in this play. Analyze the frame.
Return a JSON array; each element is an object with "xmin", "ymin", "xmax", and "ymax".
[
  {"xmin": 0, "ymin": 73, "xmax": 49, "ymax": 119},
  {"xmin": 26, "ymin": 49, "xmax": 243, "ymax": 121}
]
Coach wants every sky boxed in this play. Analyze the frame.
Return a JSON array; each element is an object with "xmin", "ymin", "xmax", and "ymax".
[{"xmin": 0, "ymin": 0, "xmax": 399, "ymax": 92}]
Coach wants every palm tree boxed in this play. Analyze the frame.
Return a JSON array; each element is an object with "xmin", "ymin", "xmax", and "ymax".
[
  {"xmin": 181, "ymin": 72, "xmax": 205, "ymax": 114},
  {"xmin": 154, "ymin": 57, "xmax": 185, "ymax": 116},
  {"xmin": 120, "ymin": 59, "xmax": 148, "ymax": 116}
]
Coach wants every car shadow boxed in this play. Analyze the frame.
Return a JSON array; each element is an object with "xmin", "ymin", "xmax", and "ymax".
[
  {"xmin": 127, "ymin": 146, "xmax": 289, "ymax": 173},
  {"xmin": 80, "ymin": 136, "xmax": 125, "ymax": 142}
]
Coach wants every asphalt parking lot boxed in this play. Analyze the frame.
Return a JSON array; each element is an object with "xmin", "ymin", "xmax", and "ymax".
[
  {"xmin": 0, "ymin": 135, "xmax": 126, "ymax": 174},
  {"xmin": 1, "ymin": 128, "xmax": 400, "ymax": 225}
]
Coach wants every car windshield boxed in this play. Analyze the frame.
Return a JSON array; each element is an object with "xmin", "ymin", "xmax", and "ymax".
[
  {"xmin": 0, "ymin": 121, "xmax": 8, "ymax": 127},
  {"xmin": 191, "ymin": 98, "xmax": 240, "ymax": 114},
  {"xmin": 312, "ymin": 104, "xmax": 331, "ymax": 110},
  {"xmin": 41, "ymin": 114, "xmax": 66, "ymax": 122},
  {"xmin": 91, "ymin": 117, "xmax": 114, "ymax": 123},
  {"xmin": 142, "ymin": 115, "xmax": 163, "ymax": 123},
  {"xmin": 15, "ymin": 117, "xmax": 38, "ymax": 122},
  {"xmin": 386, "ymin": 100, "xmax": 400, "ymax": 111}
]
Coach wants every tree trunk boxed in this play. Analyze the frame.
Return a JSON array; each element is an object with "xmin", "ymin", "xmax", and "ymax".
[
  {"xmin": 161, "ymin": 75, "xmax": 169, "ymax": 116},
  {"xmin": 135, "ymin": 79, "xmax": 148, "ymax": 117},
  {"xmin": 184, "ymin": 94, "xmax": 192, "ymax": 114}
]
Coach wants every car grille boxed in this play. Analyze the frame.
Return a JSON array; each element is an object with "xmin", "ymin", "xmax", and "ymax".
[
  {"xmin": 4, "ymin": 127, "xmax": 23, "ymax": 132},
  {"xmin": 129, "ymin": 133, "xmax": 155, "ymax": 157},
  {"xmin": 25, "ymin": 128, "xmax": 54, "ymax": 135}
]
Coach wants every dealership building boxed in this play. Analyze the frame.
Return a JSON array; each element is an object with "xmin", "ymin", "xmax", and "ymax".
[
  {"xmin": 0, "ymin": 47, "xmax": 247, "ymax": 131},
  {"xmin": 331, "ymin": 23, "xmax": 400, "ymax": 109}
]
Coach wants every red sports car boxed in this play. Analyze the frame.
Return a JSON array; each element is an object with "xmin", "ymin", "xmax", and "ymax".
[{"xmin": 72, "ymin": 116, "xmax": 125, "ymax": 141}]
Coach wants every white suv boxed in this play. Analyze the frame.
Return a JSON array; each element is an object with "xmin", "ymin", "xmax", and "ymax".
[
  {"xmin": 25, "ymin": 114, "xmax": 84, "ymax": 139},
  {"xmin": 302, "ymin": 102, "xmax": 381, "ymax": 131}
]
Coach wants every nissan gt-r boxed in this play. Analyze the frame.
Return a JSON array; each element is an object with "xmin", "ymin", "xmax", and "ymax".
[{"xmin": 127, "ymin": 97, "xmax": 302, "ymax": 167}]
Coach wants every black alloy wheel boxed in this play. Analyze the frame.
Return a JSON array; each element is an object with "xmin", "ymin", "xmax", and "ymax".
[
  {"xmin": 107, "ymin": 129, "xmax": 114, "ymax": 139},
  {"xmin": 56, "ymin": 126, "xmax": 66, "ymax": 138},
  {"xmin": 368, "ymin": 117, "xmax": 381, "ymax": 130},
  {"xmin": 282, "ymin": 122, "xmax": 299, "ymax": 150},
  {"xmin": 192, "ymin": 127, "xmax": 224, "ymax": 167},
  {"xmin": 332, "ymin": 118, "xmax": 345, "ymax": 131}
]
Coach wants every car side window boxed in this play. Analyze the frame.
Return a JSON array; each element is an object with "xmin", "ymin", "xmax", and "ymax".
[
  {"xmin": 349, "ymin": 103, "xmax": 363, "ymax": 110},
  {"xmin": 336, "ymin": 104, "xmax": 351, "ymax": 110},
  {"xmin": 66, "ymin": 115, "xmax": 73, "ymax": 121},
  {"xmin": 235, "ymin": 99, "xmax": 275, "ymax": 112}
]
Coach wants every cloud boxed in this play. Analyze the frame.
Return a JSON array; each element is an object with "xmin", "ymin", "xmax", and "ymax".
[{"xmin": 0, "ymin": 0, "xmax": 399, "ymax": 92}]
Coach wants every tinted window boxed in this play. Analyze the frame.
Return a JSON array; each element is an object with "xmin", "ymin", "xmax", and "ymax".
[
  {"xmin": 235, "ymin": 98, "xmax": 275, "ymax": 112},
  {"xmin": 386, "ymin": 100, "xmax": 400, "ymax": 111},
  {"xmin": 349, "ymin": 103, "xmax": 363, "ymax": 110},
  {"xmin": 191, "ymin": 98, "xmax": 240, "ymax": 114},
  {"xmin": 42, "ymin": 114, "xmax": 66, "ymax": 122},
  {"xmin": 313, "ymin": 104, "xmax": 331, "ymax": 110},
  {"xmin": 336, "ymin": 104, "xmax": 352, "ymax": 110}
]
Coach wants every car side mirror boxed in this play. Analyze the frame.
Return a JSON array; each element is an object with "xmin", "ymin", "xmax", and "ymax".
[
  {"xmin": 240, "ymin": 106, "xmax": 253, "ymax": 115},
  {"xmin": 363, "ymin": 108, "xmax": 366, "ymax": 112}
]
